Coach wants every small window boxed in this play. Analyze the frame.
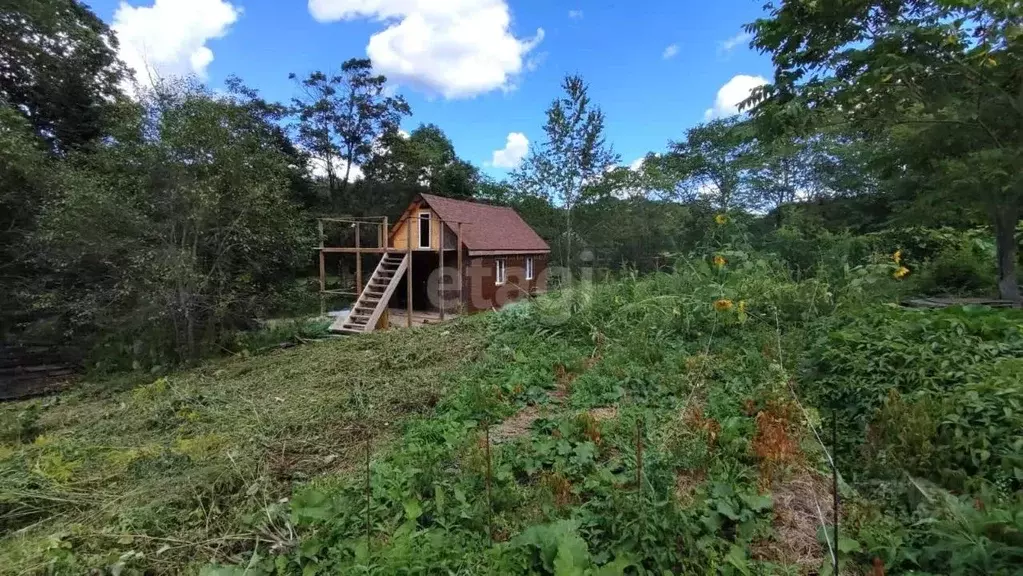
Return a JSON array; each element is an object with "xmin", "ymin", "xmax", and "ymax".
[
  {"xmin": 495, "ymin": 258, "xmax": 507, "ymax": 285},
  {"xmin": 418, "ymin": 212, "xmax": 431, "ymax": 249},
  {"xmin": 525, "ymin": 257, "xmax": 534, "ymax": 280}
]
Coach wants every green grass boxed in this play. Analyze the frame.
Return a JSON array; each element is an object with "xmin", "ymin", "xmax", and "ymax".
[
  {"xmin": 0, "ymin": 318, "xmax": 486, "ymax": 573},
  {"xmin": 3, "ymin": 249, "xmax": 1021, "ymax": 575}
]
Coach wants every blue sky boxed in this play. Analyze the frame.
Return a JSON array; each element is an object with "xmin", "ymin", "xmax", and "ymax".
[{"xmin": 88, "ymin": 0, "xmax": 773, "ymax": 178}]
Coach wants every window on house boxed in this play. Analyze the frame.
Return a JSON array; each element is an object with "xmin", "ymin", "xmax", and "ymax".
[
  {"xmin": 418, "ymin": 212, "xmax": 431, "ymax": 249},
  {"xmin": 525, "ymin": 257, "xmax": 534, "ymax": 280},
  {"xmin": 495, "ymin": 258, "xmax": 507, "ymax": 285}
]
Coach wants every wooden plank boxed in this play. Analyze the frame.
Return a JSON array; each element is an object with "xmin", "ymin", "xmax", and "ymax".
[
  {"xmin": 457, "ymin": 222, "xmax": 463, "ymax": 312},
  {"xmin": 319, "ymin": 247, "xmax": 404, "ymax": 254},
  {"xmin": 355, "ymin": 224, "xmax": 362, "ymax": 297},
  {"xmin": 407, "ymin": 224, "xmax": 413, "ymax": 328},
  {"xmin": 365, "ymin": 255, "xmax": 408, "ymax": 331},
  {"xmin": 318, "ymin": 219, "xmax": 325, "ymax": 316}
]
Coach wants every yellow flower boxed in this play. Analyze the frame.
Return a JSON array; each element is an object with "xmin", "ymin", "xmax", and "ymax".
[
  {"xmin": 713, "ymin": 299, "xmax": 734, "ymax": 312},
  {"xmin": 715, "ymin": 214, "xmax": 728, "ymax": 225},
  {"xmin": 893, "ymin": 266, "xmax": 910, "ymax": 279},
  {"xmin": 713, "ymin": 255, "xmax": 727, "ymax": 268},
  {"xmin": 893, "ymin": 250, "xmax": 903, "ymax": 264}
]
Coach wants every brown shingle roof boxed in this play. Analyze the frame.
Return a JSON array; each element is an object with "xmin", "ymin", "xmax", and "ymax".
[{"xmin": 417, "ymin": 193, "xmax": 550, "ymax": 254}]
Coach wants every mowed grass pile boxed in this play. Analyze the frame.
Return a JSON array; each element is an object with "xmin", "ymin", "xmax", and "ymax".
[{"xmin": 0, "ymin": 320, "xmax": 485, "ymax": 572}]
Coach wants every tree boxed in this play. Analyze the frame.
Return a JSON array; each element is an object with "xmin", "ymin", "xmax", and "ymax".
[
  {"xmin": 364, "ymin": 123, "xmax": 480, "ymax": 199},
  {"xmin": 0, "ymin": 0, "xmax": 127, "ymax": 152},
  {"xmin": 514, "ymin": 75, "xmax": 619, "ymax": 267},
  {"xmin": 289, "ymin": 59, "xmax": 410, "ymax": 209},
  {"xmin": 750, "ymin": 0, "xmax": 1023, "ymax": 302},
  {"xmin": 36, "ymin": 80, "xmax": 309, "ymax": 366},
  {"xmin": 662, "ymin": 117, "xmax": 757, "ymax": 211}
]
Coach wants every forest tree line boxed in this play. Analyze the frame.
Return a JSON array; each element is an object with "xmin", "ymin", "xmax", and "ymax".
[{"xmin": 1, "ymin": 0, "xmax": 1020, "ymax": 371}]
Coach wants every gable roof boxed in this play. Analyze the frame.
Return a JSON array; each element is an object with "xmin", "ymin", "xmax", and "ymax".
[{"xmin": 408, "ymin": 193, "xmax": 550, "ymax": 255}]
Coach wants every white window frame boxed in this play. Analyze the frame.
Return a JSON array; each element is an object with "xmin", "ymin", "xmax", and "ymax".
[
  {"xmin": 418, "ymin": 212, "xmax": 431, "ymax": 249},
  {"xmin": 495, "ymin": 258, "xmax": 507, "ymax": 285},
  {"xmin": 525, "ymin": 257, "xmax": 534, "ymax": 280}
]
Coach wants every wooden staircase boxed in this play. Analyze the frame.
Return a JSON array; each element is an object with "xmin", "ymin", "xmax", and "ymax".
[{"xmin": 334, "ymin": 253, "xmax": 409, "ymax": 334}]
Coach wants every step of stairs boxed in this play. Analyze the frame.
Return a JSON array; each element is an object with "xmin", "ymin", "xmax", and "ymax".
[{"xmin": 331, "ymin": 253, "xmax": 410, "ymax": 334}]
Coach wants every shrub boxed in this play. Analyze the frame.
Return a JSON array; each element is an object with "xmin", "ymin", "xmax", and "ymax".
[
  {"xmin": 912, "ymin": 246, "xmax": 998, "ymax": 296},
  {"xmin": 805, "ymin": 305, "xmax": 1023, "ymax": 493}
]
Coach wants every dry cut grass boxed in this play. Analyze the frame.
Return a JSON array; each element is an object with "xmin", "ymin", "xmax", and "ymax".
[{"xmin": 0, "ymin": 319, "xmax": 485, "ymax": 573}]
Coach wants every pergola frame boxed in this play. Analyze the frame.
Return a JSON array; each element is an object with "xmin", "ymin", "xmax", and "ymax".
[{"xmin": 316, "ymin": 215, "xmax": 464, "ymax": 328}]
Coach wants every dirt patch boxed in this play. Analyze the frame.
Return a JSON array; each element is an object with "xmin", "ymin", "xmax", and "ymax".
[
  {"xmin": 588, "ymin": 406, "xmax": 618, "ymax": 421},
  {"xmin": 752, "ymin": 466, "xmax": 833, "ymax": 572},
  {"xmin": 674, "ymin": 468, "xmax": 707, "ymax": 506},
  {"xmin": 490, "ymin": 405, "xmax": 542, "ymax": 444}
]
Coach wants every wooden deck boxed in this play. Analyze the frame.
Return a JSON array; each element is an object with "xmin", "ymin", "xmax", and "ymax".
[
  {"xmin": 385, "ymin": 309, "xmax": 459, "ymax": 328},
  {"xmin": 329, "ymin": 308, "xmax": 458, "ymax": 333}
]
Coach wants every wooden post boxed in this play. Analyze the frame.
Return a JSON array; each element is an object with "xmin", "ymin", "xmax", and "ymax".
[
  {"xmin": 439, "ymin": 221, "xmax": 445, "ymax": 321},
  {"xmin": 382, "ymin": 217, "xmax": 388, "ymax": 249},
  {"xmin": 355, "ymin": 224, "xmax": 362, "ymax": 297},
  {"xmin": 457, "ymin": 222, "xmax": 463, "ymax": 313},
  {"xmin": 406, "ymin": 223, "xmax": 413, "ymax": 328},
  {"xmin": 318, "ymin": 219, "xmax": 326, "ymax": 316}
]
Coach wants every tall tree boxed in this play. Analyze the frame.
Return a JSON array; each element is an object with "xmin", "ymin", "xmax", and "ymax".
[
  {"xmin": 364, "ymin": 123, "xmax": 480, "ymax": 199},
  {"xmin": 290, "ymin": 59, "xmax": 410, "ymax": 208},
  {"xmin": 514, "ymin": 75, "xmax": 619, "ymax": 267},
  {"xmin": 0, "ymin": 0, "xmax": 127, "ymax": 152},
  {"xmin": 37, "ymin": 79, "xmax": 309, "ymax": 365},
  {"xmin": 750, "ymin": 0, "xmax": 1023, "ymax": 302},
  {"xmin": 663, "ymin": 117, "xmax": 757, "ymax": 211}
]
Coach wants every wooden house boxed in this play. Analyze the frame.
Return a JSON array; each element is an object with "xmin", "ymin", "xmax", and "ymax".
[{"xmin": 323, "ymin": 194, "xmax": 550, "ymax": 333}]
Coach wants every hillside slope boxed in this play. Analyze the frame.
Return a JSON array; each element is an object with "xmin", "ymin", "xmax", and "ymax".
[{"xmin": 0, "ymin": 320, "xmax": 485, "ymax": 573}]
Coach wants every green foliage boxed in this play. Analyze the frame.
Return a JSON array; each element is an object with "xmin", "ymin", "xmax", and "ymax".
[
  {"xmin": 750, "ymin": 0, "xmax": 1023, "ymax": 301},
  {"xmin": 0, "ymin": 0, "xmax": 127, "ymax": 151},
  {"xmin": 289, "ymin": 59, "xmax": 411, "ymax": 208},
  {"xmin": 513, "ymin": 75, "xmax": 620, "ymax": 268},
  {"xmin": 912, "ymin": 246, "xmax": 998, "ymax": 297},
  {"xmin": 33, "ymin": 80, "xmax": 311, "ymax": 369},
  {"xmin": 805, "ymin": 305, "xmax": 1023, "ymax": 494}
]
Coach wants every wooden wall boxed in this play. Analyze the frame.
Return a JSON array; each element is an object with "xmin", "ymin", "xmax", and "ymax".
[
  {"xmin": 462, "ymin": 253, "xmax": 548, "ymax": 312},
  {"xmin": 390, "ymin": 203, "xmax": 455, "ymax": 250}
]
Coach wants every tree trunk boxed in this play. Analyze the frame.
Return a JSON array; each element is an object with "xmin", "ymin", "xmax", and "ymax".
[
  {"xmin": 994, "ymin": 206, "xmax": 1020, "ymax": 305},
  {"xmin": 565, "ymin": 204, "xmax": 573, "ymax": 272}
]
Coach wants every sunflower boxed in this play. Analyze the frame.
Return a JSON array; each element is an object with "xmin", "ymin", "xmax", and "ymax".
[
  {"xmin": 713, "ymin": 298, "xmax": 734, "ymax": 311},
  {"xmin": 715, "ymin": 214, "xmax": 728, "ymax": 225},
  {"xmin": 713, "ymin": 255, "xmax": 727, "ymax": 268},
  {"xmin": 893, "ymin": 249, "xmax": 903, "ymax": 264},
  {"xmin": 893, "ymin": 266, "xmax": 910, "ymax": 279}
]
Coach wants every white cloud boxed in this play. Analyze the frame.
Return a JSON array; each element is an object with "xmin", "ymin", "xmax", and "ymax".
[
  {"xmin": 629, "ymin": 157, "xmax": 645, "ymax": 171},
  {"xmin": 490, "ymin": 132, "xmax": 528, "ymax": 169},
  {"xmin": 308, "ymin": 0, "xmax": 544, "ymax": 99},
  {"xmin": 308, "ymin": 156, "xmax": 364, "ymax": 182},
  {"xmin": 568, "ymin": 9, "xmax": 583, "ymax": 19},
  {"xmin": 719, "ymin": 31, "xmax": 751, "ymax": 53},
  {"xmin": 112, "ymin": 0, "xmax": 240, "ymax": 92},
  {"xmin": 703, "ymin": 74, "xmax": 768, "ymax": 120},
  {"xmin": 662, "ymin": 44, "xmax": 679, "ymax": 60}
]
